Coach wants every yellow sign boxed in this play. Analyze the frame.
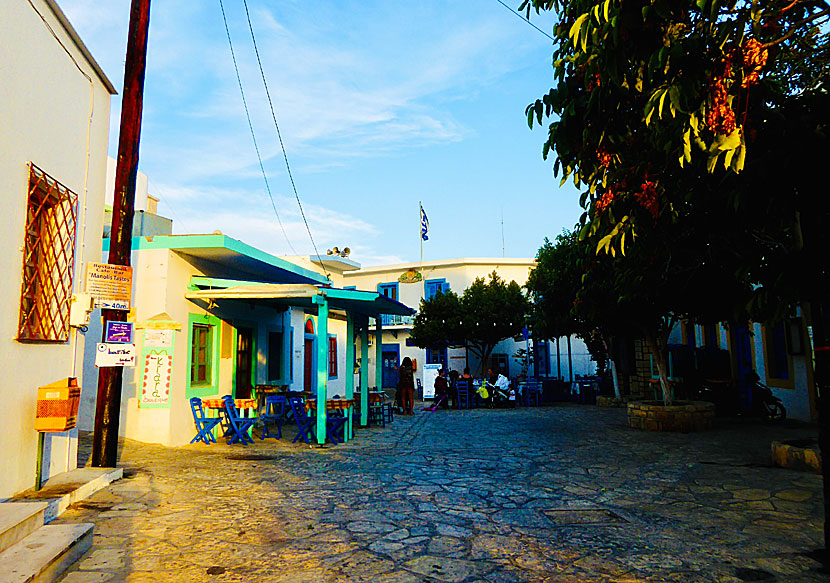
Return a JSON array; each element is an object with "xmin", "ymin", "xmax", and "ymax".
[
  {"xmin": 85, "ymin": 263, "xmax": 133, "ymax": 310},
  {"xmin": 398, "ymin": 269, "xmax": 422, "ymax": 284}
]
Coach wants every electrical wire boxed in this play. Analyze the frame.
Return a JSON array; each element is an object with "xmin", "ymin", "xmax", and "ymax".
[
  {"xmin": 495, "ymin": 0, "xmax": 555, "ymax": 41},
  {"xmin": 217, "ymin": 0, "xmax": 298, "ymax": 256},
  {"xmin": 240, "ymin": 0, "xmax": 330, "ymax": 280}
]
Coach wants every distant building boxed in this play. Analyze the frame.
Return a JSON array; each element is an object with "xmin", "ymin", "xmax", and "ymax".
[
  {"xmin": 337, "ymin": 258, "xmax": 596, "ymax": 387},
  {"xmin": 0, "ymin": 0, "xmax": 115, "ymax": 497}
]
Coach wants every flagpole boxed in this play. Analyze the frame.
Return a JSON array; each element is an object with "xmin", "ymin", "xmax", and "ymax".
[{"xmin": 419, "ymin": 201, "xmax": 424, "ymax": 298}]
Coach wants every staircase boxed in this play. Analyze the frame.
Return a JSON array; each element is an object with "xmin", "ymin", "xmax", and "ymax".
[{"xmin": 0, "ymin": 502, "xmax": 92, "ymax": 583}]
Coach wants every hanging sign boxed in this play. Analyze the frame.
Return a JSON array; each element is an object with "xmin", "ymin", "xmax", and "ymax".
[
  {"xmin": 105, "ymin": 321, "xmax": 134, "ymax": 343},
  {"xmin": 85, "ymin": 263, "xmax": 132, "ymax": 310},
  {"xmin": 95, "ymin": 343, "xmax": 137, "ymax": 367}
]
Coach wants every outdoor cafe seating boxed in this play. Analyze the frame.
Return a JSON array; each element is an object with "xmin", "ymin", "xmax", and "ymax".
[
  {"xmin": 189, "ymin": 397, "xmax": 222, "ymax": 444},
  {"xmin": 222, "ymin": 395, "xmax": 257, "ymax": 445}
]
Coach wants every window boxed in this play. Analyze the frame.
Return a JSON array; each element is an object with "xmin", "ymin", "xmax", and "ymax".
[
  {"xmin": 191, "ymin": 324, "xmax": 213, "ymax": 385},
  {"xmin": 18, "ymin": 164, "xmax": 78, "ymax": 342},
  {"xmin": 764, "ymin": 321, "xmax": 791, "ymax": 381},
  {"xmin": 425, "ymin": 279, "xmax": 450, "ymax": 300},
  {"xmin": 328, "ymin": 336, "xmax": 338, "ymax": 378},
  {"xmin": 378, "ymin": 283, "xmax": 398, "ymax": 301},
  {"xmin": 490, "ymin": 353, "xmax": 508, "ymax": 375},
  {"xmin": 290, "ymin": 330, "xmax": 294, "ymax": 381},
  {"xmin": 268, "ymin": 331, "xmax": 283, "ymax": 381}
]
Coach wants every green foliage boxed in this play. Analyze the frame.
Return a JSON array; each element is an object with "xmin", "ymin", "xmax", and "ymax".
[
  {"xmin": 520, "ymin": 0, "xmax": 829, "ymax": 252},
  {"xmin": 410, "ymin": 272, "xmax": 530, "ymax": 373}
]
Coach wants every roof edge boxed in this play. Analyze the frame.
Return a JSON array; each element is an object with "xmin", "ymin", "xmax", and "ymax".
[
  {"xmin": 343, "ymin": 257, "xmax": 536, "ymax": 276},
  {"xmin": 44, "ymin": 0, "xmax": 118, "ymax": 95}
]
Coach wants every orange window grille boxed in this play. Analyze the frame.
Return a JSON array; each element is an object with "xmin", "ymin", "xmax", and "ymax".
[{"xmin": 18, "ymin": 164, "xmax": 78, "ymax": 342}]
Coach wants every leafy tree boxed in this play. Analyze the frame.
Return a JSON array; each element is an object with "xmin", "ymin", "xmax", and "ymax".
[
  {"xmin": 521, "ymin": 0, "xmax": 828, "ymax": 249},
  {"xmin": 410, "ymin": 272, "xmax": 529, "ymax": 375}
]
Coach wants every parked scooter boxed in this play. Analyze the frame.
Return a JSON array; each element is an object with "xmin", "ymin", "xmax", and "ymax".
[{"xmin": 696, "ymin": 370, "xmax": 785, "ymax": 423}]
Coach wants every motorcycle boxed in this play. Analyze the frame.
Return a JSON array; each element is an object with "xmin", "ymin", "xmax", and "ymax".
[{"xmin": 696, "ymin": 370, "xmax": 785, "ymax": 423}]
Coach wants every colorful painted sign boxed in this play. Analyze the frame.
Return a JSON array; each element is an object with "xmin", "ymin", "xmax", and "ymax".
[
  {"xmin": 139, "ymin": 328, "xmax": 176, "ymax": 408},
  {"xmin": 85, "ymin": 263, "xmax": 132, "ymax": 310},
  {"xmin": 95, "ymin": 343, "xmax": 136, "ymax": 367},
  {"xmin": 140, "ymin": 351, "xmax": 172, "ymax": 407},
  {"xmin": 105, "ymin": 321, "xmax": 133, "ymax": 343},
  {"xmin": 398, "ymin": 269, "xmax": 423, "ymax": 284}
]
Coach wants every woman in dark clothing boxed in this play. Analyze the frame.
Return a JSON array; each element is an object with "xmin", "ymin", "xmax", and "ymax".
[{"xmin": 399, "ymin": 357, "xmax": 415, "ymax": 415}]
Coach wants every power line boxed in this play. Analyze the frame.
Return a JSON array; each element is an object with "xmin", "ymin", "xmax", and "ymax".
[
  {"xmin": 217, "ymin": 0, "xmax": 298, "ymax": 255},
  {"xmin": 240, "ymin": 0, "xmax": 330, "ymax": 280},
  {"xmin": 495, "ymin": 0, "xmax": 555, "ymax": 41}
]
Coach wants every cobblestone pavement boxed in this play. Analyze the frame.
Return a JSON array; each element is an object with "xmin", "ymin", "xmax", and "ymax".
[{"xmin": 56, "ymin": 404, "xmax": 825, "ymax": 582}]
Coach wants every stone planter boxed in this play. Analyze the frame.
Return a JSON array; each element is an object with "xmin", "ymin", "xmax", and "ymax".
[
  {"xmin": 627, "ymin": 400, "xmax": 715, "ymax": 432},
  {"xmin": 596, "ymin": 395, "xmax": 627, "ymax": 408},
  {"xmin": 771, "ymin": 438, "xmax": 821, "ymax": 473}
]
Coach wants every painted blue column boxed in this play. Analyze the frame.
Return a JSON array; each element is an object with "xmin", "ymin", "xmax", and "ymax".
[
  {"xmin": 345, "ymin": 312, "xmax": 355, "ymax": 441},
  {"xmin": 313, "ymin": 294, "xmax": 328, "ymax": 445},
  {"xmin": 375, "ymin": 316, "xmax": 383, "ymax": 392},
  {"xmin": 360, "ymin": 320, "xmax": 369, "ymax": 426}
]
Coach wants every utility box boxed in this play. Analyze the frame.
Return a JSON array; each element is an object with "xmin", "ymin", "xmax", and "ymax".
[{"xmin": 35, "ymin": 378, "xmax": 81, "ymax": 432}]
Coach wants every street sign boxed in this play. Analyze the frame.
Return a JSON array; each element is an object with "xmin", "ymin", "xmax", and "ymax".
[
  {"xmin": 85, "ymin": 262, "xmax": 132, "ymax": 310},
  {"xmin": 105, "ymin": 321, "xmax": 133, "ymax": 343},
  {"xmin": 95, "ymin": 343, "xmax": 136, "ymax": 367}
]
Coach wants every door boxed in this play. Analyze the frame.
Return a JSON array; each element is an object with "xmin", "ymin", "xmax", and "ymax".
[
  {"xmin": 235, "ymin": 327, "xmax": 254, "ymax": 399},
  {"xmin": 382, "ymin": 345, "xmax": 400, "ymax": 389},
  {"xmin": 304, "ymin": 339, "xmax": 314, "ymax": 392},
  {"xmin": 731, "ymin": 325, "xmax": 753, "ymax": 409}
]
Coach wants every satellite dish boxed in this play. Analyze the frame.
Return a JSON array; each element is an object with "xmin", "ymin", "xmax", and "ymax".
[
  {"xmin": 342, "ymin": 247, "xmax": 351, "ymax": 257},
  {"xmin": 332, "ymin": 246, "xmax": 340, "ymax": 255}
]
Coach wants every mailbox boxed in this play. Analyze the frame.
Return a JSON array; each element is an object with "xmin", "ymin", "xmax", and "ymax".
[{"xmin": 35, "ymin": 378, "xmax": 81, "ymax": 432}]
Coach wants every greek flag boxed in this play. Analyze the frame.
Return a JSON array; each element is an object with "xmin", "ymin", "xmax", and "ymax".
[{"xmin": 420, "ymin": 204, "xmax": 429, "ymax": 241}]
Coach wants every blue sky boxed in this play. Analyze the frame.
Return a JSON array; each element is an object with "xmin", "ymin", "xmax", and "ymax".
[{"xmin": 60, "ymin": 0, "xmax": 583, "ymax": 265}]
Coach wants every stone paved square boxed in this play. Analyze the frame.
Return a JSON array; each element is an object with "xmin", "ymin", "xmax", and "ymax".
[{"xmin": 55, "ymin": 404, "xmax": 825, "ymax": 582}]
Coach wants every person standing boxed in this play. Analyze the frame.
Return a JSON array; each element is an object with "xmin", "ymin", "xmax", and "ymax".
[
  {"xmin": 434, "ymin": 368, "xmax": 450, "ymax": 409},
  {"xmin": 399, "ymin": 357, "xmax": 415, "ymax": 415}
]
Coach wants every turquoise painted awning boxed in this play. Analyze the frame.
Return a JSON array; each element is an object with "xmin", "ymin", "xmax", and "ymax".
[
  {"xmin": 106, "ymin": 234, "xmax": 330, "ymax": 286},
  {"xmin": 184, "ymin": 283, "xmax": 414, "ymax": 317}
]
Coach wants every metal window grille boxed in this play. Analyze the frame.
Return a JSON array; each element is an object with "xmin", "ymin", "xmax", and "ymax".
[{"xmin": 18, "ymin": 164, "xmax": 78, "ymax": 342}]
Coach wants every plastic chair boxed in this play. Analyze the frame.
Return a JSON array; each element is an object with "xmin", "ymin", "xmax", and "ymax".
[
  {"xmin": 222, "ymin": 395, "xmax": 256, "ymax": 445},
  {"xmin": 189, "ymin": 397, "xmax": 222, "ymax": 444},
  {"xmin": 260, "ymin": 395, "xmax": 287, "ymax": 440},
  {"xmin": 456, "ymin": 380, "xmax": 470, "ymax": 409}
]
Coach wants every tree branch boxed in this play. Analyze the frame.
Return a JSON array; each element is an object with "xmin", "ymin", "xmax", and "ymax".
[{"xmin": 761, "ymin": 8, "xmax": 830, "ymax": 48}]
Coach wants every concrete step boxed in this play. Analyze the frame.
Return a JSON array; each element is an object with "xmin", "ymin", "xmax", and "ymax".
[
  {"xmin": 14, "ymin": 468, "xmax": 122, "ymax": 523},
  {"xmin": 0, "ymin": 523, "xmax": 93, "ymax": 583},
  {"xmin": 0, "ymin": 503, "xmax": 47, "ymax": 554}
]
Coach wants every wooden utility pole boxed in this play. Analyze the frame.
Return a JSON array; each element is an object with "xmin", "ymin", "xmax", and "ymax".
[{"xmin": 91, "ymin": 0, "xmax": 151, "ymax": 468}]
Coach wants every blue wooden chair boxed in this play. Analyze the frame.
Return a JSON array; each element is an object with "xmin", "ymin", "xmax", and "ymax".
[
  {"xmin": 189, "ymin": 397, "xmax": 222, "ymax": 444},
  {"xmin": 260, "ymin": 395, "xmax": 287, "ymax": 440},
  {"xmin": 326, "ymin": 411, "xmax": 348, "ymax": 445},
  {"xmin": 288, "ymin": 397, "xmax": 315, "ymax": 444},
  {"xmin": 222, "ymin": 395, "xmax": 257, "ymax": 445},
  {"xmin": 456, "ymin": 380, "xmax": 470, "ymax": 409}
]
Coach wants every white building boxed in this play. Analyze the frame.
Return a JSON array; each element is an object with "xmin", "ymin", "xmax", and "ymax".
[
  {"xmin": 0, "ymin": 0, "xmax": 114, "ymax": 497},
  {"xmin": 337, "ymin": 258, "xmax": 596, "ymax": 389}
]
